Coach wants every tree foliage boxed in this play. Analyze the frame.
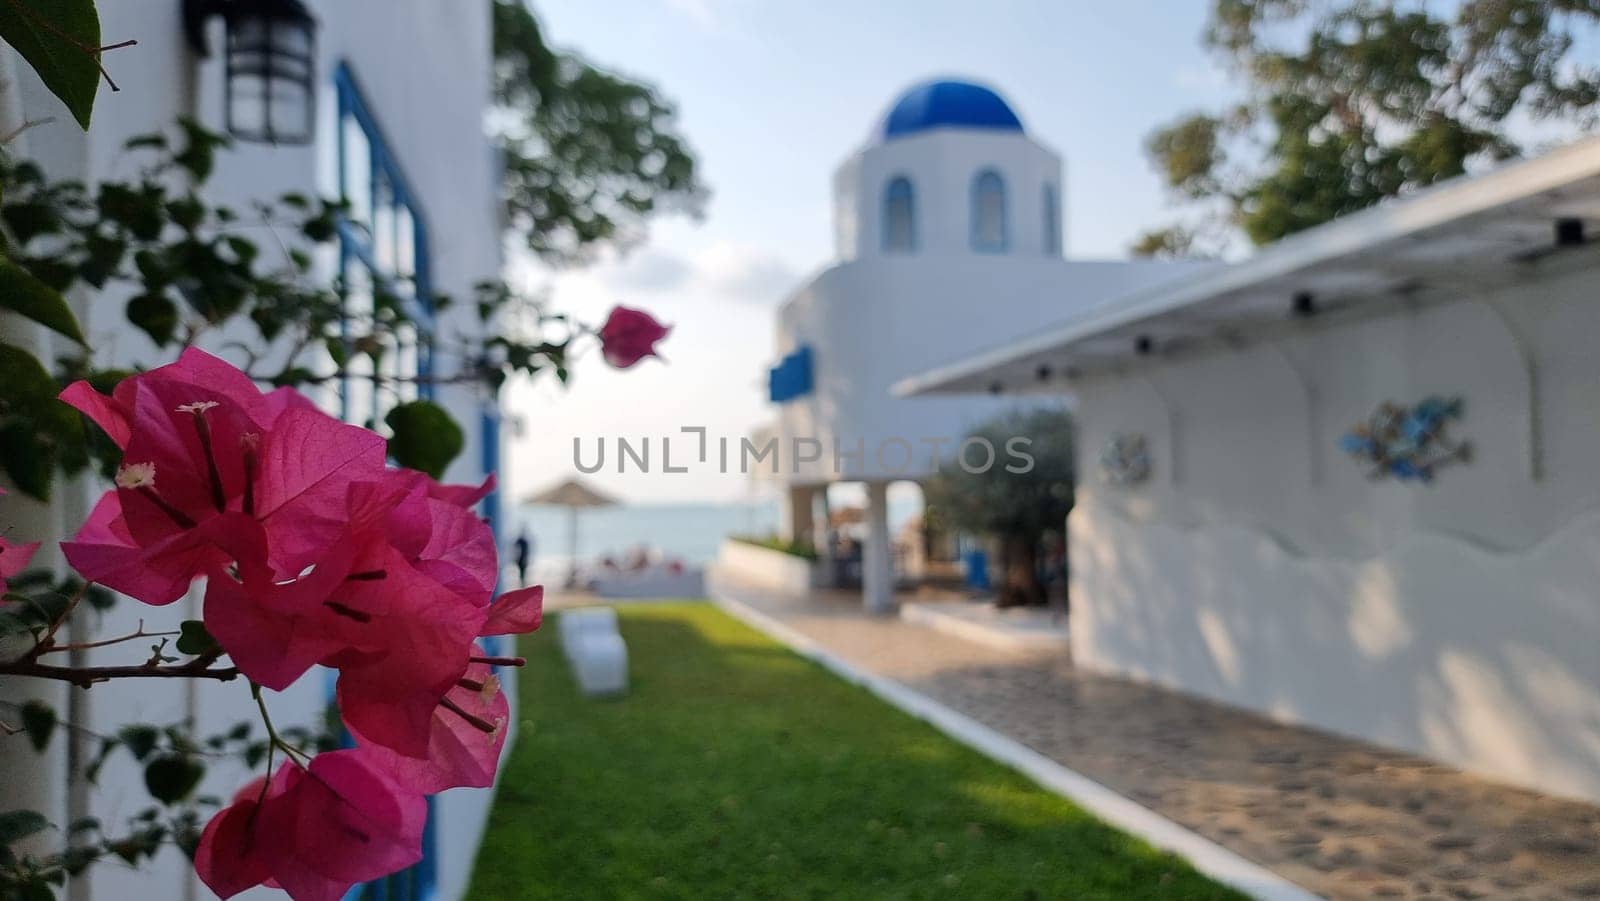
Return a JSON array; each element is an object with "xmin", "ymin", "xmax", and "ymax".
[
  {"xmin": 923, "ymin": 408, "xmax": 1075, "ymax": 607},
  {"xmin": 1135, "ymin": 0, "xmax": 1600, "ymax": 255},
  {"xmin": 0, "ymin": 120, "xmax": 581, "ymax": 502},
  {"xmin": 492, "ymin": 0, "xmax": 708, "ymax": 263}
]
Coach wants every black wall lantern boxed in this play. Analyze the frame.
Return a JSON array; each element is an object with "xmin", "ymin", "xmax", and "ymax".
[{"xmin": 183, "ymin": 0, "xmax": 317, "ymax": 145}]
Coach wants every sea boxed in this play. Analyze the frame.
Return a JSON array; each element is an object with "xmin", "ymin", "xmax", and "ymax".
[
  {"xmin": 504, "ymin": 498, "xmax": 922, "ymax": 583},
  {"xmin": 505, "ymin": 501, "xmax": 779, "ymax": 584}
]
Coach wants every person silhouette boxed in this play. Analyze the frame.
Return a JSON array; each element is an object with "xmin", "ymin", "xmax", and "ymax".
[{"xmin": 512, "ymin": 530, "xmax": 534, "ymax": 587}]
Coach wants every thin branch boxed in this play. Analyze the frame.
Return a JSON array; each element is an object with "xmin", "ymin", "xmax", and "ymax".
[
  {"xmin": 0, "ymin": 116, "xmax": 54, "ymax": 145},
  {"xmin": 0, "ymin": 659, "xmax": 241, "ymax": 689},
  {"xmin": 19, "ymin": 580, "xmax": 90, "ymax": 663},
  {"xmin": 37, "ymin": 621, "xmax": 180, "ymax": 655},
  {"xmin": 252, "ymin": 681, "xmax": 310, "ymax": 764}
]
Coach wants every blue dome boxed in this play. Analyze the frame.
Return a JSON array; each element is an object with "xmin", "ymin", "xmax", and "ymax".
[{"xmin": 881, "ymin": 79, "xmax": 1024, "ymax": 141}]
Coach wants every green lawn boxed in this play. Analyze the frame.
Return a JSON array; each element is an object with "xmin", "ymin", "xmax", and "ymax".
[{"xmin": 467, "ymin": 603, "xmax": 1243, "ymax": 900}]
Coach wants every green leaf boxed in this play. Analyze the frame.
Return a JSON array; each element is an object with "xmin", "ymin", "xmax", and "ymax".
[
  {"xmin": 143, "ymin": 755, "xmax": 204, "ymax": 805},
  {"xmin": 97, "ymin": 183, "xmax": 164, "ymax": 241},
  {"xmin": 0, "ymin": 0, "xmax": 103, "ymax": 129},
  {"xmin": 0, "ymin": 423, "xmax": 54, "ymax": 499},
  {"xmin": 175, "ymin": 619, "xmax": 220, "ymax": 657},
  {"xmin": 84, "ymin": 737, "xmax": 118, "ymax": 784},
  {"xmin": 125, "ymin": 292, "xmax": 178, "ymax": 346},
  {"xmin": 174, "ymin": 118, "xmax": 227, "ymax": 182},
  {"xmin": 118, "ymin": 724, "xmax": 158, "ymax": 761},
  {"xmin": 0, "ymin": 258, "xmax": 84, "ymax": 343},
  {"xmin": 66, "ymin": 816, "xmax": 99, "ymax": 834},
  {"xmin": 323, "ymin": 336, "xmax": 349, "ymax": 367},
  {"xmin": 2, "ymin": 200, "xmax": 63, "ymax": 245},
  {"xmin": 242, "ymin": 741, "xmax": 268, "ymax": 769},
  {"xmin": 19, "ymin": 700, "xmax": 55, "ymax": 752},
  {"xmin": 0, "ymin": 809, "xmax": 51, "ymax": 844},
  {"xmin": 0, "ymin": 341, "xmax": 88, "ymax": 499},
  {"xmin": 385, "ymin": 400, "xmax": 464, "ymax": 479}
]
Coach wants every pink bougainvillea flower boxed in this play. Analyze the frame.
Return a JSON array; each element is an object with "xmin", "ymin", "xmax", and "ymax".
[
  {"xmin": 0, "ymin": 536, "xmax": 39, "ymax": 594},
  {"xmin": 192, "ymin": 777, "xmax": 273, "ymax": 899},
  {"xmin": 195, "ymin": 751, "xmax": 425, "ymax": 901},
  {"xmin": 0, "ymin": 487, "xmax": 40, "ymax": 594},
  {"xmin": 251, "ymin": 400, "xmax": 388, "ymax": 579},
  {"xmin": 199, "ymin": 467, "xmax": 530, "ymax": 748},
  {"xmin": 597, "ymin": 305, "xmax": 671, "ymax": 369},
  {"xmin": 63, "ymin": 490, "xmax": 266, "ymax": 606},
  {"xmin": 426, "ymin": 471, "xmax": 496, "ymax": 508},
  {"xmin": 59, "ymin": 348, "xmax": 386, "ymax": 602},
  {"xmin": 350, "ymin": 651, "xmax": 510, "ymax": 794},
  {"xmin": 329, "ymin": 550, "xmax": 489, "ymax": 757},
  {"xmin": 59, "ymin": 347, "xmax": 266, "ymax": 450},
  {"xmin": 482, "ymin": 585, "xmax": 544, "ymax": 636}
]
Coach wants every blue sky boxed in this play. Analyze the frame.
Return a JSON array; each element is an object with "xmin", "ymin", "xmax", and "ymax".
[{"xmin": 504, "ymin": 0, "xmax": 1237, "ymax": 505}]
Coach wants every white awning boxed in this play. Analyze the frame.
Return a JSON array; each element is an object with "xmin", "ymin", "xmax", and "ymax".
[{"xmin": 893, "ymin": 136, "xmax": 1600, "ymax": 397}]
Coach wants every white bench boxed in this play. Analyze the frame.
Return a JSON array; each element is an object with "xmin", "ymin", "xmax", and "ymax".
[{"xmin": 559, "ymin": 608, "xmax": 628, "ymax": 697}]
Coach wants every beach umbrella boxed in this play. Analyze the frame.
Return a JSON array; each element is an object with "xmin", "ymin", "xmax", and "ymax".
[{"xmin": 524, "ymin": 477, "xmax": 618, "ymax": 588}]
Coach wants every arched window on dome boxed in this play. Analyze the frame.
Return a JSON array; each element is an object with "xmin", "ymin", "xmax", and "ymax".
[
  {"xmin": 1042, "ymin": 183, "xmax": 1060, "ymax": 255},
  {"xmin": 971, "ymin": 169, "xmax": 1007, "ymax": 253},
  {"xmin": 883, "ymin": 176, "xmax": 916, "ymax": 253}
]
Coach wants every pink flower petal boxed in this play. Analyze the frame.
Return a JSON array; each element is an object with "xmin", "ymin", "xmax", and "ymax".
[
  {"xmin": 194, "ymin": 799, "xmax": 273, "ymax": 899},
  {"xmin": 270, "ymin": 751, "xmax": 425, "ymax": 890},
  {"xmin": 352, "ymin": 657, "xmax": 509, "ymax": 793},
  {"xmin": 59, "ymin": 380, "xmax": 131, "ymax": 448},
  {"xmin": 481, "ymin": 585, "xmax": 544, "ymax": 636},
  {"xmin": 254, "ymin": 403, "xmax": 387, "ymax": 575}
]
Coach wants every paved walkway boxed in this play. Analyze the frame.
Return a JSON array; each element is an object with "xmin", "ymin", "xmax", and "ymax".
[{"xmin": 714, "ymin": 583, "xmax": 1600, "ymax": 901}]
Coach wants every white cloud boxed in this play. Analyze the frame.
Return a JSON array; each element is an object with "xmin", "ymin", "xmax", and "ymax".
[
  {"xmin": 602, "ymin": 248, "xmax": 695, "ymax": 293},
  {"xmin": 597, "ymin": 241, "xmax": 800, "ymax": 304},
  {"xmin": 693, "ymin": 242, "xmax": 799, "ymax": 302}
]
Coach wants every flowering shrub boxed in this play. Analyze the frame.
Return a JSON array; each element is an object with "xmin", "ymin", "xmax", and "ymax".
[
  {"xmin": 0, "ymin": 130, "xmax": 671, "ymax": 897},
  {"xmin": 1, "ymin": 349, "xmax": 562, "ymax": 900},
  {"xmin": 0, "ymin": 4, "xmax": 690, "ymax": 894}
]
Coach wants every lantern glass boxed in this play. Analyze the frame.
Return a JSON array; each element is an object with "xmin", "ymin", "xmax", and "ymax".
[{"xmin": 223, "ymin": 3, "xmax": 316, "ymax": 145}]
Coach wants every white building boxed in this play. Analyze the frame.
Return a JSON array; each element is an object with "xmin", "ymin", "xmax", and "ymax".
[
  {"xmin": 897, "ymin": 138, "xmax": 1600, "ymax": 804},
  {"xmin": 767, "ymin": 78, "xmax": 1209, "ymax": 611},
  {"xmin": 1, "ymin": 3, "xmax": 509, "ymax": 898}
]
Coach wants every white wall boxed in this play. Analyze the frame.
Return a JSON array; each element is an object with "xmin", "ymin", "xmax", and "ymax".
[
  {"xmin": 1070, "ymin": 254, "xmax": 1600, "ymax": 802},
  {"xmin": 773, "ymin": 256, "xmax": 1211, "ymax": 484},
  {"xmin": 0, "ymin": 3, "xmax": 507, "ymax": 899},
  {"xmin": 710, "ymin": 539, "xmax": 818, "ymax": 596},
  {"xmin": 834, "ymin": 128, "xmax": 1061, "ymax": 261}
]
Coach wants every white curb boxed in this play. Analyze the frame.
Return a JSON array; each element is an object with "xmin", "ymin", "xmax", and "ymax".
[{"xmin": 710, "ymin": 589, "xmax": 1323, "ymax": 901}]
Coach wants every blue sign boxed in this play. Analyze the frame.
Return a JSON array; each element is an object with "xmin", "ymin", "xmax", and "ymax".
[{"xmin": 768, "ymin": 345, "xmax": 814, "ymax": 403}]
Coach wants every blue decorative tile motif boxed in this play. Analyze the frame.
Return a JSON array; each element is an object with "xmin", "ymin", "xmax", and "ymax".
[
  {"xmin": 1100, "ymin": 434, "xmax": 1151, "ymax": 486},
  {"xmin": 1340, "ymin": 396, "xmax": 1470, "ymax": 483}
]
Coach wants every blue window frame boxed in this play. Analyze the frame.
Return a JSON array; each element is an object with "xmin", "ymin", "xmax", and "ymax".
[
  {"xmin": 882, "ymin": 176, "xmax": 916, "ymax": 252},
  {"xmin": 335, "ymin": 63, "xmax": 435, "ymax": 429},
  {"xmin": 971, "ymin": 168, "xmax": 1007, "ymax": 253},
  {"xmin": 333, "ymin": 62, "xmax": 440, "ymax": 901}
]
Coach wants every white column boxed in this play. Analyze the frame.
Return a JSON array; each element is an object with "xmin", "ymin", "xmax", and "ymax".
[
  {"xmin": 863, "ymin": 481, "xmax": 894, "ymax": 614},
  {"xmin": 780, "ymin": 484, "xmax": 814, "ymax": 545}
]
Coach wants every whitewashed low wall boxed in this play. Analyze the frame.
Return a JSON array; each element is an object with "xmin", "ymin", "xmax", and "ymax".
[
  {"xmin": 712, "ymin": 540, "xmax": 819, "ymax": 596},
  {"xmin": 1069, "ymin": 265, "xmax": 1600, "ymax": 803},
  {"xmin": 1072, "ymin": 495, "xmax": 1600, "ymax": 804}
]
